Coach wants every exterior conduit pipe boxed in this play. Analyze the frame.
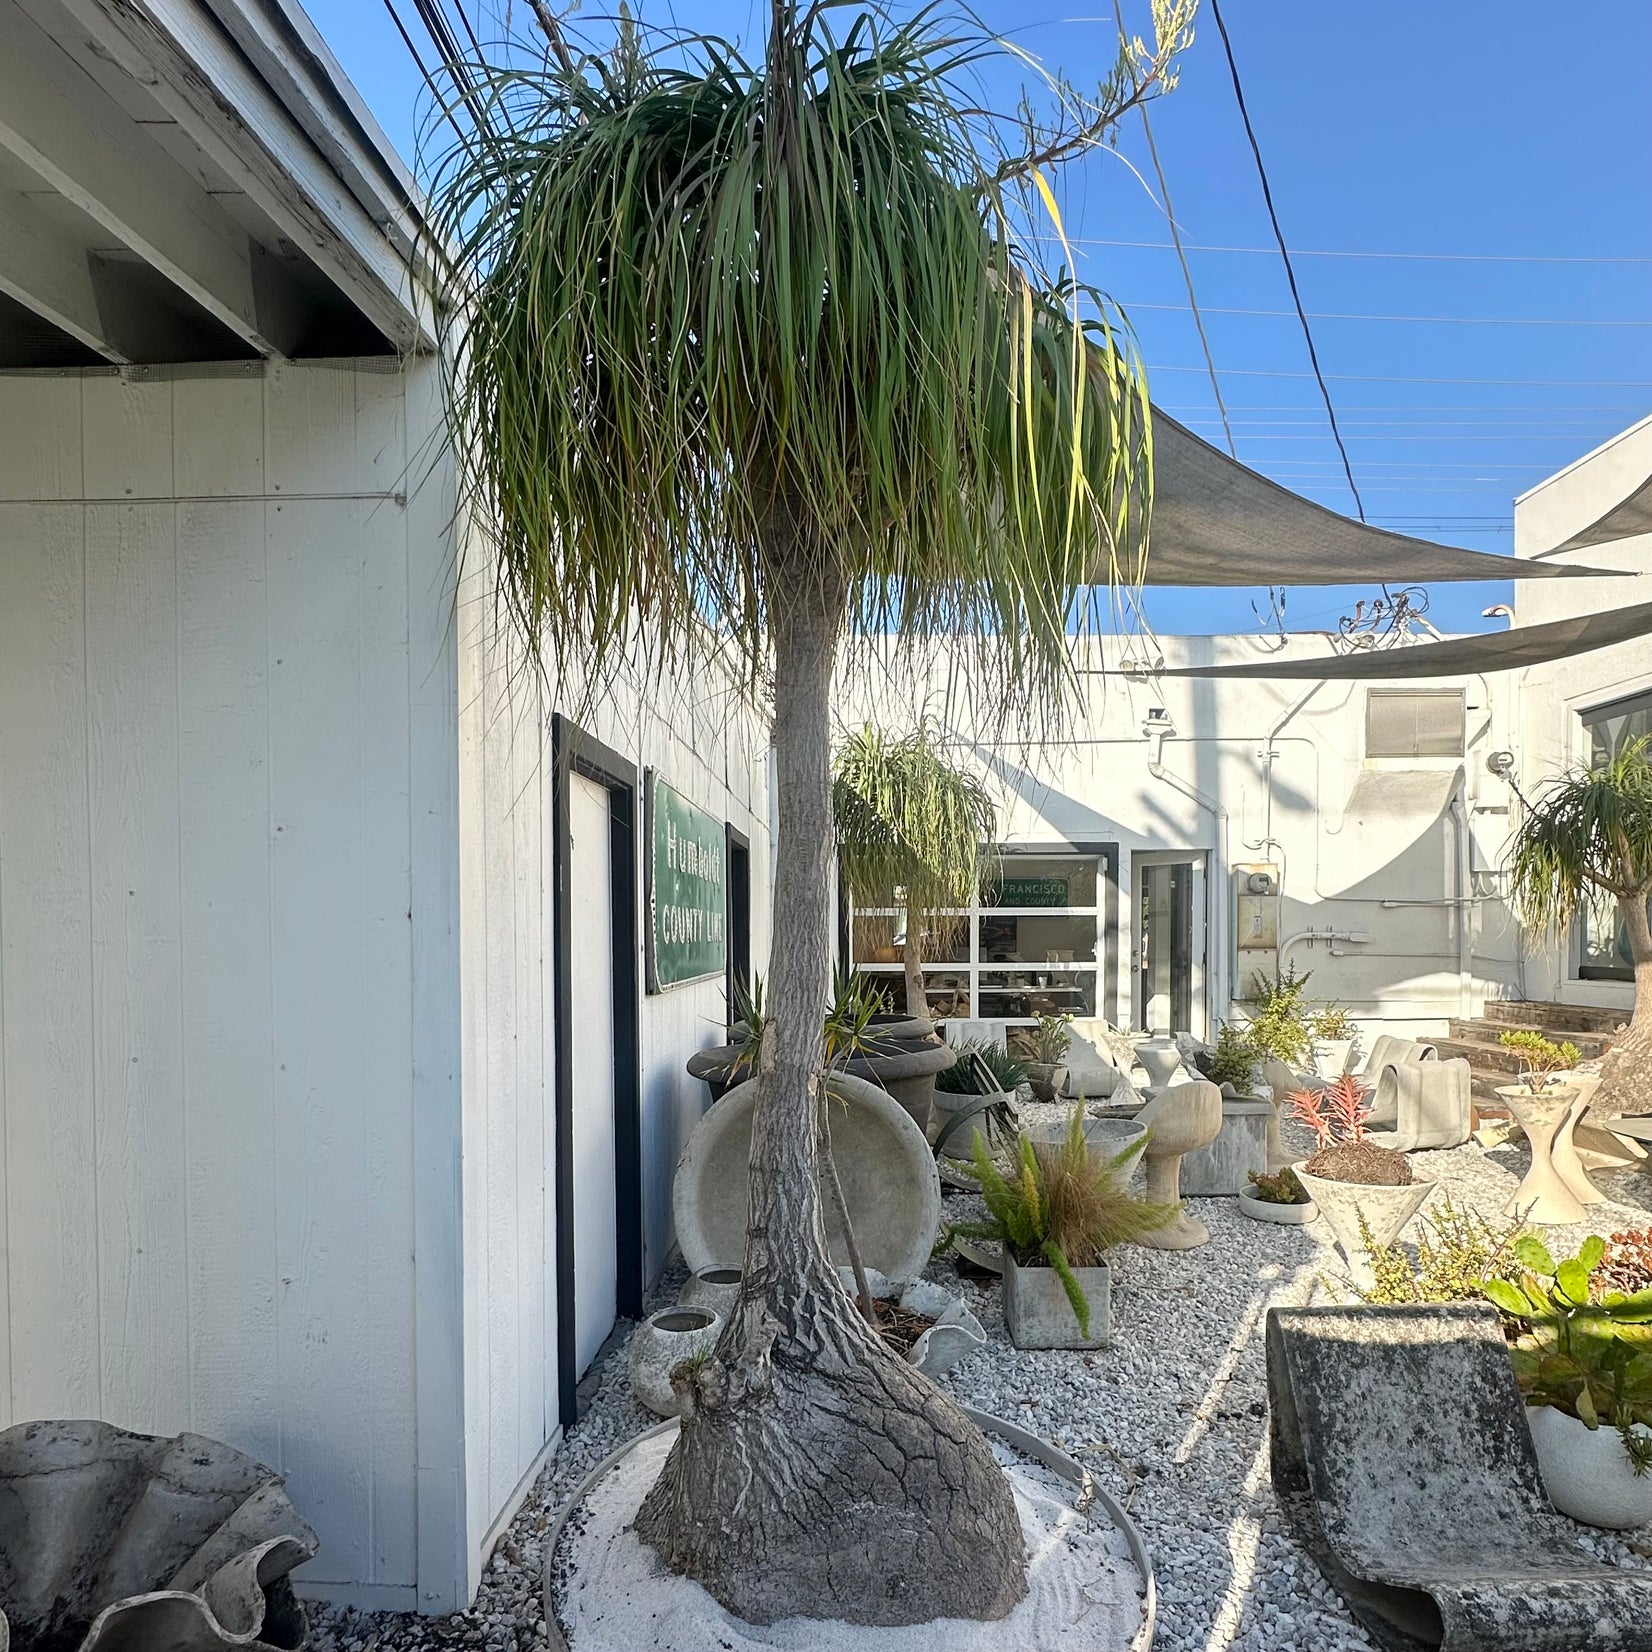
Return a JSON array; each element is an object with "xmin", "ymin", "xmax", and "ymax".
[
  {"xmin": 1277, "ymin": 926, "xmax": 1374, "ymax": 977},
  {"xmin": 1448, "ymin": 780, "xmax": 1473, "ymax": 1018}
]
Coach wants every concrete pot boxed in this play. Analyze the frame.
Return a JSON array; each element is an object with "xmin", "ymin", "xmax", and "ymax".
[
  {"xmin": 1292, "ymin": 1159, "xmax": 1435, "ymax": 1290},
  {"xmin": 1237, "ymin": 1188, "xmax": 1317, "ymax": 1224},
  {"xmin": 678, "ymin": 1265, "xmax": 742, "ymax": 1318},
  {"xmin": 1023, "ymin": 1060, "xmax": 1062, "ymax": 1102},
  {"xmin": 1002, "ymin": 1252, "xmax": 1111, "ymax": 1350},
  {"xmin": 1180, "ymin": 1097, "xmax": 1273, "ymax": 1196},
  {"xmin": 627, "ymin": 1306, "xmax": 721, "ymax": 1417},
  {"xmin": 1136, "ymin": 1036, "xmax": 1185, "ymax": 1089},
  {"xmin": 928, "ymin": 1087, "xmax": 1016, "ymax": 1159},
  {"xmin": 836, "ymin": 1267, "xmax": 988, "ymax": 1378},
  {"xmin": 0, "ymin": 1419, "xmax": 318, "ymax": 1652},
  {"xmin": 1313, "ymin": 1038, "xmax": 1355, "ymax": 1079},
  {"xmin": 1024, "ymin": 1115, "xmax": 1148, "ymax": 1188},
  {"xmin": 1526, "ymin": 1405, "xmax": 1652, "ymax": 1530},
  {"xmin": 673, "ymin": 1072, "xmax": 942, "ymax": 1284}
]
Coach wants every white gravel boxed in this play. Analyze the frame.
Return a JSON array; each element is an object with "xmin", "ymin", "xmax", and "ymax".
[{"xmin": 308, "ymin": 1118, "xmax": 1652, "ymax": 1652}]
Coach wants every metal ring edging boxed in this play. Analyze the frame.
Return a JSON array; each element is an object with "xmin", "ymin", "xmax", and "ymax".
[{"xmin": 539, "ymin": 1409, "xmax": 1156, "ymax": 1651}]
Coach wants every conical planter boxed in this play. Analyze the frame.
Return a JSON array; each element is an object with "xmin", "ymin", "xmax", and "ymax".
[
  {"xmin": 1292, "ymin": 1159, "xmax": 1435, "ymax": 1290},
  {"xmin": 0, "ymin": 1419, "xmax": 318, "ymax": 1652}
]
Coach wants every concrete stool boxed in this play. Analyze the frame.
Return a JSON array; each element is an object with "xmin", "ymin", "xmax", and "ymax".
[{"xmin": 1135, "ymin": 1079, "xmax": 1222, "ymax": 1249}]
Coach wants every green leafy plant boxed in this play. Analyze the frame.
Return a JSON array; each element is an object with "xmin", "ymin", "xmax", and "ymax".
[
  {"xmin": 1355, "ymin": 1198, "xmax": 1528, "ymax": 1306},
  {"xmin": 1247, "ymin": 1168, "xmax": 1310, "ymax": 1206},
  {"xmin": 1244, "ymin": 965, "xmax": 1314, "ymax": 1066},
  {"xmin": 947, "ymin": 1107, "xmax": 1175, "ymax": 1338},
  {"xmin": 1497, "ymin": 1028, "xmax": 1582, "ymax": 1092},
  {"xmin": 1310, "ymin": 1004, "xmax": 1357, "ymax": 1042},
  {"xmin": 1482, "ymin": 1235, "xmax": 1652, "ymax": 1473},
  {"xmin": 1203, "ymin": 1022, "xmax": 1261, "ymax": 1089},
  {"xmin": 934, "ymin": 1039, "xmax": 1027, "ymax": 1096}
]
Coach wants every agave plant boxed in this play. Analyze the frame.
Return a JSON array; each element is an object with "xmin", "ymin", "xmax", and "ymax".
[{"xmin": 428, "ymin": 0, "xmax": 1190, "ymax": 1625}]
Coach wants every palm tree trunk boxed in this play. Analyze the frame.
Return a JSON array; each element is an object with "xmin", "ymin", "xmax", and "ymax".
[
  {"xmin": 1592, "ymin": 888, "xmax": 1652, "ymax": 1120},
  {"xmin": 902, "ymin": 917, "xmax": 928, "ymax": 1019},
  {"xmin": 634, "ymin": 552, "xmax": 1025, "ymax": 1627}
]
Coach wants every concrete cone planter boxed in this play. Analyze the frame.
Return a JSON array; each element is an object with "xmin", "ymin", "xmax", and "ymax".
[
  {"xmin": 1525, "ymin": 1406, "xmax": 1652, "ymax": 1530},
  {"xmin": 1292, "ymin": 1160, "xmax": 1435, "ymax": 1290},
  {"xmin": 1002, "ymin": 1253, "xmax": 1112, "ymax": 1350},
  {"xmin": 0, "ymin": 1419, "xmax": 318, "ymax": 1652}
]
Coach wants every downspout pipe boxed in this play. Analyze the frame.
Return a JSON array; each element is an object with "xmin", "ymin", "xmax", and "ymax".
[{"xmin": 1448, "ymin": 777, "xmax": 1472, "ymax": 1018}]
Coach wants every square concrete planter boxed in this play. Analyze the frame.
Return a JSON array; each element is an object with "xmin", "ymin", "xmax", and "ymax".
[
  {"xmin": 1002, "ymin": 1252, "xmax": 1111, "ymax": 1350},
  {"xmin": 1180, "ymin": 1096, "xmax": 1273, "ymax": 1196}
]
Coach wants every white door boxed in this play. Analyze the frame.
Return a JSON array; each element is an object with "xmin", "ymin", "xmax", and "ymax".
[{"xmin": 568, "ymin": 773, "xmax": 619, "ymax": 1377}]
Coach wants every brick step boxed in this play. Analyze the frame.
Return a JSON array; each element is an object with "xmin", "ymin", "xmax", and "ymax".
[
  {"xmin": 1444, "ymin": 1021, "xmax": 1612, "ymax": 1063},
  {"xmin": 1480, "ymin": 999, "xmax": 1627, "ymax": 1036}
]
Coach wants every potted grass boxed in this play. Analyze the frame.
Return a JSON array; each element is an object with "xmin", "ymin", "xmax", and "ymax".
[
  {"xmin": 951, "ymin": 1105, "xmax": 1175, "ymax": 1349},
  {"xmin": 929, "ymin": 1038, "xmax": 1025, "ymax": 1160},
  {"xmin": 1290, "ymin": 1073, "xmax": 1435, "ymax": 1289},
  {"xmin": 1310, "ymin": 1004, "xmax": 1359, "ymax": 1080},
  {"xmin": 1482, "ymin": 1234, "xmax": 1652, "ymax": 1529},
  {"xmin": 1238, "ymin": 1167, "xmax": 1316, "ymax": 1226}
]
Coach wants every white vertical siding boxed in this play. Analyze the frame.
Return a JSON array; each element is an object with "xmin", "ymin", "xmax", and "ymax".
[{"xmin": 0, "ymin": 360, "xmax": 431, "ymax": 1608}]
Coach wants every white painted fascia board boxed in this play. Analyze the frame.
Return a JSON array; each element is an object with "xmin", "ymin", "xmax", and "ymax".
[
  {"xmin": 1513, "ymin": 409, "xmax": 1652, "ymax": 506},
  {"xmin": 52, "ymin": 0, "xmax": 436, "ymax": 352}
]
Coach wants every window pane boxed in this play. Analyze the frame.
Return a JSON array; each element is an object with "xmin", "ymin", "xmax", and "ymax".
[
  {"xmin": 1584, "ymin": 690, "xmax": 1652, "ymax": 767},
  {"xmin": 1580, "ymin": 897, "xmax": 1634, "ymax": 983},
  {"xmin": 850, "ymin": 912, "xmax": 968, "ymax": 964},
  {"xmin": 978, "ymin": 970, "xmax": 1096, "ymax": 1020},
  {"xmin": 978, "ymin": 912, "xmax": 1097, "ymax": 964},
  {"xmin": 851, "ymin": 968, "xmax": 972, "ymax": 1016},
  {"xmin": 987, "ymin": 856, "xmax": 1097, "ymax": 908}
]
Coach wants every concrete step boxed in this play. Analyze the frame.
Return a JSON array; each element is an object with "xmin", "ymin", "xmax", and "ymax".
[
  {"xmin": 1480, "ymin": 999, "xmax": 1627, "ymax": 1036},
  {"xmin": 1445, "ymin": 1020, "xmax": 1613, "ymax": 1063}
]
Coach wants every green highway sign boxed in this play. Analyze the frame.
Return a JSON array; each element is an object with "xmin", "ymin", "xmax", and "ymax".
[{"xmin": 646, "ymin": 772, "xmax": 727, "ymax": 991}]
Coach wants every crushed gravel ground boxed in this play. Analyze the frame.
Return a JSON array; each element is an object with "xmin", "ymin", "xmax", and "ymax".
[{"xmin": 308, "ymin": 1118, "xmax": 1652, "ymax": 1652}]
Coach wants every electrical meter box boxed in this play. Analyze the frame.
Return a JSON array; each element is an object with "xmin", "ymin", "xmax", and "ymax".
[{"xmin": 1231, "ymin": 863, "xmax": 1281, "ymax": 996}]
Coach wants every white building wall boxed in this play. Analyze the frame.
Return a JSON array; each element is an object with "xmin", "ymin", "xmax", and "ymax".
[
  {"xmin": 1511, "ymin": 414, "xmax": 1652, "ymax": 1015},
  {"xmin": 0, "ymin": 358, "xmax": 439, "ymax": 1608}
]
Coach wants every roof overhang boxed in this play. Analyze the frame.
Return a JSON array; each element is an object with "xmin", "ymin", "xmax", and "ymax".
[{"xmin": 0, "ymin": 0, "xmax": 435, "ymax": 368}]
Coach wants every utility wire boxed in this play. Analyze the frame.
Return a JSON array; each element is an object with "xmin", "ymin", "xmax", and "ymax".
[
  {"xmin": 383, "ymin": 0, "xmax": 472, "ymax": 149},
  {"xmin": 1109, "ymin": 0, "xmax": 1233, "ymax": 457},
  {"xmin": 1149, "ymin": 363, "xmax": 1652, "ymax": 388},
  {"xmin": 1058, "ymin": 237, "xmax": 1652, "ymax": 265},
  {"xmin": 1207, "ymin": 0, "xmax": 1364, "ymax": 520},
  {"xmin": 1124, "ymin": 300, "xmax": 1652, "ymax": 329}
]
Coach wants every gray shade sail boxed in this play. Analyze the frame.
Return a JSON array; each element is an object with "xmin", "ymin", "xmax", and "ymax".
[
  {"xmin": 1547, "ymin": 472, "xmax": 1652, "ymax": 554},
  {"xmin": 1138, "ymin": 597, "xmax": 1652, "ymax": 679},
  {"xmin": 1134, "ymin": 409, "xmax": 1615, "ymax": 586}
]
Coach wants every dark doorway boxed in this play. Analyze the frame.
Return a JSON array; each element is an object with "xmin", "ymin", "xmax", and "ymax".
[{"xmin": 725, "ymin": 825, "xmax": 752, "ymax": 1032}]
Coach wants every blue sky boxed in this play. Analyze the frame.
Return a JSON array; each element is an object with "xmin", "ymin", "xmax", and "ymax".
[{"xmin": 312, "ymin": 0, "xmax": 1652, "ymax": 636}]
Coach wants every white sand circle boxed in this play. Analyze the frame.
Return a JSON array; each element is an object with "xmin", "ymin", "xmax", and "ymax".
[{"xmin": 548, "ymin": 1432, "xmax": 1148, "ymax": 1651}]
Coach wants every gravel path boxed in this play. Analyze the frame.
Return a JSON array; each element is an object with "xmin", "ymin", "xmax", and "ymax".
[{"xmin": 309, "ymin": 1121, "xmax": 1652, "ymax": 1652}]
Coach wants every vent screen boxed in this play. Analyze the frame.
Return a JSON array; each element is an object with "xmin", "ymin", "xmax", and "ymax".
[{"xmin": 1365, "ymin": 688, "xmax": 1466, "ymax": 759}]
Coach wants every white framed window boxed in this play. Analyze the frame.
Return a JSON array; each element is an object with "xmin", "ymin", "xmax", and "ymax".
[
  {"xmin": 1576, "ymin": 688, "xmax": 1652, "ymax": 982},
  {"xmin": 847, "ymin": 850, "xmax": 1107, "ymax": 1023}
]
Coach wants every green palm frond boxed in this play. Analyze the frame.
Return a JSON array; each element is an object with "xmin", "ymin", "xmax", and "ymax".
[
  {"xmin": 427, "ymin": 0, "xmax": 1175, "ymax": 711},
  {"xmin": 1509, "ymin": 735, "xmax": 1652, "ymax": 931}
]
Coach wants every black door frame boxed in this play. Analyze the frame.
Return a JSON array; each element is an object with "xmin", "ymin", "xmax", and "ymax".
[
  {"xmin": 724, "ymin": 824, "xmax": 752, "ymax": 1031},
  {"xmin": 551, "ymin": 713, "xmax": 643, "ymax": 1426}
]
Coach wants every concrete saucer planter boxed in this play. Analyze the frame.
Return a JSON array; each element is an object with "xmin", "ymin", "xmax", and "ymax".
[
  {"xmin": 1237, "ymin": 1187, "xmax": 1317, "ymax": 1225},
  {"xmin": 835, "ymin": 1267, "xmax": 988, "ymax": 1378},
  {"xmin": 1525, "ymin": 1406, "xmax": 1652, "ymax": 1530},
  {"xmin": 1002, "ymin": 1252, "xmax": 1112, "ymax": 1350},
  {"xmin": 0, "ymin": 1418, "xmax": 318, "ymax": 1652},
  {"xmin": 628, "ymin": 1306, "xmax": 722, "ymax": 1417},
  {"xmin": 1291, "ymin": 1159, "xmax": 1435, "ymax": 1290}
]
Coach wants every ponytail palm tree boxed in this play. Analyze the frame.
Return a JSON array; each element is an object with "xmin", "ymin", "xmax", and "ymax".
[
  {"xmin": 834, "ymin": 721, "xmax": 997, "ymax": 1017},
  {"xmin": 432, "ymin": 0, "xmax": 1188, "ymax": 1626},
  {"xmin": 1509, "ymin": 736, "xmax": 1652, "ymax": 1120}
]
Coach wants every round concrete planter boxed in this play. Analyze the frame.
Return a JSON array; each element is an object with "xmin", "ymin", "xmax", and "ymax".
[
  {"xmin": 541, "ymin": 1408, "xmax": 1156, "ymax": 1652},
  {"xmin": 1237, "ymin": 1188, "xmax": 1317, "ymax": 1225},
  {"xmin": 1002, "ymin": 1252, "xmax": 1112, "ymax": 1350},
  {"xmin": 1023, "ymin": 1115, "xmax": 1148, "ymax": 1189},
  {"xmin": 0, "ymin": 1419, "xmax": 317, "ymax": 1652},
  {"xmin": 674, "ymin": 1072, "xmax": 942, "ymax": 1284},
  {"xmin": 628, "ymin": 1306, "xmax": 722, "ymax": 1418},
  {"xmin": 1023, "ymin": 1061, "xmax": 1062, "ymax": 1102},
  {"xmin": 679, "ymin": 1265, "xmax": 742, "ymax": 1318},
  {"xmin": 929, "ymin": 1087, "xmax": 1016, "ymax": 1158},
  {"xmin": 1526, "ymin": 1405, "xmax": 1652, "ymax": 1530},
  {"xmin": 835, "ymin": 1267, "xmax": 988, "ymax": 1379},
  {"xmin": 1291, "ymin": 1159, "xmax": 1435, "ymax": 1290}
]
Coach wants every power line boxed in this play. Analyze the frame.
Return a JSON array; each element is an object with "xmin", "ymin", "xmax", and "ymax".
[
  {"xmin": 1208, "ymin": 0, "xmax": 1364, "ymax": 519},
  {"xmin": 1149, "ymin": 363, "xmax": 1652, "ymax": 388},
  {"xmin": 1126, "ymin": 300, "xmax": 1652, "ymax": 329},
  {"xmin": 1054, "ymin": 237, "xmax": 1652, "ymax": 266}
]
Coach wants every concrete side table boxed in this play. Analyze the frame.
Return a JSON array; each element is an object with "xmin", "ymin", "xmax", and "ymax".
[
  {"xmin": 1180, "ymin": 1097, "xmax": 1273, "ymax": 1197},
  {"xmin": 1498, "ymin": 1085, "xmax": 1587, "ymax": 1225}
]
